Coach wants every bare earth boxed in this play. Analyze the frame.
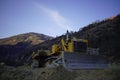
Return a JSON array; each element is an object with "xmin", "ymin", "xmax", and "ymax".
[{"xmin": 0, "ymin": 65, "xmax": 120, "ymax": 80}]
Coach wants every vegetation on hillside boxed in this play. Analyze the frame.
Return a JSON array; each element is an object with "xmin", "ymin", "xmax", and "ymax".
[{"xmin": 75, "ymin": 14, "xmax": 120, "ymax": 63}]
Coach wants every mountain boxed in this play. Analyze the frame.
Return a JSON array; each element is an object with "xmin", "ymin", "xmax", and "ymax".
[
  {"xmin": 0, "ymin": 32, "xmax": 53, "ymax": 66},
  {"xmin": 0, "ymin": 32, "xmax": 53, "ymax": 45}
]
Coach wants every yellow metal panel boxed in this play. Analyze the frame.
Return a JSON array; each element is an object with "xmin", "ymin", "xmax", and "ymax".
[
  {"xmin": 61, "ymin": 38, "xmax": 67, "ymax": 51},
  {"xmin": 68, "ymin": 42, "xmax": 73, "ymax": 52},
  {"xmin": 83, "ymin": 39, "xmax": 88, "ymax": 43},
  {"xmin": 52, "ymin": 44, "xmax": 59, "ymax": 53}
]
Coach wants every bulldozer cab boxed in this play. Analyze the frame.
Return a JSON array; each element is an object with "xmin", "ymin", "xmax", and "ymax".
[
  {"xmin": 61, "ymin": 30, "xmax": 88, "ymax": 53},
  {"xmin": 72, "ymin": 38, "xmax": 88, "ymax": 53},
  {"xmin": 61, "ymin": 37, "xmax": 88, "ymax": 53}
]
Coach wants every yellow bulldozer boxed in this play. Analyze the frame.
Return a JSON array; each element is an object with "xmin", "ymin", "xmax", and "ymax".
[{"xmin": 32, "ymin": 31, "xmax": 107, "ymax": 69}]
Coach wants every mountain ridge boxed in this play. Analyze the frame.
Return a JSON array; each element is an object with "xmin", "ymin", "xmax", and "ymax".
[{"xmin": 0, "ymin": 32, "xmax": 53, "ymax": 45}]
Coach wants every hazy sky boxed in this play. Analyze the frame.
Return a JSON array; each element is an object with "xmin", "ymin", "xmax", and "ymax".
[{"xmin": 0, "ymin": 0, "xmax": 120, "ymax": 38}]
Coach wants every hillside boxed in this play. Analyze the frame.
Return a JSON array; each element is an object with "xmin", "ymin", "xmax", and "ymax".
[
  {"xmin": 33, "ymin": 14, "xmax": 120, "ymax": 63},
  {"xmin": 0, "ymin": 32, "xmax": 53, "ymax": 66},
  {"xmin": 74, "ymin": 14, "xmax": 120, "ymax": 63}
]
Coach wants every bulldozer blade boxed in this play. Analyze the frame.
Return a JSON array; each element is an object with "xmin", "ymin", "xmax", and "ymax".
[{"xmin": 62, "ymin": 52, "xmax": 108, "ymax": 69}]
